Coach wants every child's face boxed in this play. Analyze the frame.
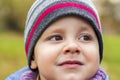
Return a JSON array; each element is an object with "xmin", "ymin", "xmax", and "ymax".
[{"xmin": 32, "ymin": 16, "xmax": 99, "ymax": 80}]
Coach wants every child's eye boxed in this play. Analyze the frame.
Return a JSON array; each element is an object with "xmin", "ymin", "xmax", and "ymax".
[
  {"xmin": 49, "ymin": 35, "xmax": 63, "ymax": 41},
  {"xmin": 79, "ymin": 34, "xmax": 92, "ymax": 41}
]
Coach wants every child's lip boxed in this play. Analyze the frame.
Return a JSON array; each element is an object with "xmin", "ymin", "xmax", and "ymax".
[{"xmin": 58, "ymin": 60, "xmax": 84, "ymax": 68}]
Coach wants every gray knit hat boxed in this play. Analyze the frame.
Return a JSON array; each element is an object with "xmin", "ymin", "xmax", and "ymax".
[{"xmin": 24, "ymin": 0, "xmax": 103, "ymax": 68}]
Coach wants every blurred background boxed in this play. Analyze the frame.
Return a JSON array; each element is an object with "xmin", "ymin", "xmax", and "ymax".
[{"xmin": 0, "ymin": 0, "xmax": 120, "ymax": 79}]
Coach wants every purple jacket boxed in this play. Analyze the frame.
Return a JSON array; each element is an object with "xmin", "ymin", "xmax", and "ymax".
[{"xmin": 6, "ymin": 66, "xmax": 110, "ymax": 80}]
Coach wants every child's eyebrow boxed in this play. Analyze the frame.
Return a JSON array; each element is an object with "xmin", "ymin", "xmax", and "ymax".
[
  {"xmin": 48, "ymin": 28, "xmax": 65, "ymax": 33},
  {"xmin": 43, "ymin": 27, "xmax": 65, "ymax": 35},
  {"xmin": 47, "ymin": 26, "xmax": 92, "ymax": 35},
  {"xmin": 78, "ymin": 25, "xmax": 93, "ymax": 32}
]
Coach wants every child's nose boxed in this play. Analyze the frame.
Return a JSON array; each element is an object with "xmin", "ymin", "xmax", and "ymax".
[{"xmin": 63, "ymin": 42, "xmax": 80, "ymax": 54}]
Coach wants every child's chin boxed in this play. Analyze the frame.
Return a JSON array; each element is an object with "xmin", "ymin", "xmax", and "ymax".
[{"xmin": 55, "ymin": 74, "xmax": 88, "ymax": 80}]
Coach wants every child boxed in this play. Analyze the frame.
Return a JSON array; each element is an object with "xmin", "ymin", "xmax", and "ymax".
[{"xmin": 6, "ymin": 0, "xmax": 109, "ymax": 80}]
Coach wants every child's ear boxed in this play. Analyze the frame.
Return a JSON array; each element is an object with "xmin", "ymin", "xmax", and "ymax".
[
  {"xmin": 30, "ymin": 56, "xmax": 37, "ymax": 69},
  {"xmin": 31, "ymin": 60, "xmax": 37, "ymax": 69}
]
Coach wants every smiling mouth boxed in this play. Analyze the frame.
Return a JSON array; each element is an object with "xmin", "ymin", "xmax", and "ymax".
[{"xmin": 58, "ymin": 60, "xmax": 84, "ymax": 69}]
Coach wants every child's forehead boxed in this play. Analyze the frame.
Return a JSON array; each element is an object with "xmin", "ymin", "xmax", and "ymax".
[
  {"xmin": 45, "ymin": 15, "xmax": 94, "ymax": 33},
  {"xmin": 48, "ymin": 15, "xmax": 92, "ymax": 28}
]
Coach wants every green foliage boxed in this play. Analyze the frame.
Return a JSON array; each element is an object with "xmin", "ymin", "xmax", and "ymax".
[
  {"xmin": 102, "ymin": 35, "xmax": 120, "ymax": 80},
  {"xmin": 104, "ymin": 35, "xmax": 120, "ymax": 62},
  {"xmin": 0, "ymin": 32, "xmax": 26, "ymax": 80},
  {"xmin": 0, "ymin": 0, "xmax": 34, "ymax": 32}
]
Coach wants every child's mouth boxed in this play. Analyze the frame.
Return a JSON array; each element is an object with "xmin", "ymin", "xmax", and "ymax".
[{"xmin": 58, "ymin": 60, "xmax": 84, "ymax": 69}]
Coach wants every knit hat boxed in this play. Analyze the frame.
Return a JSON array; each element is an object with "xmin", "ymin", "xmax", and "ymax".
[{"xmin": 24, "ymin": 0, "xmax": 103, "ymax": 68}]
